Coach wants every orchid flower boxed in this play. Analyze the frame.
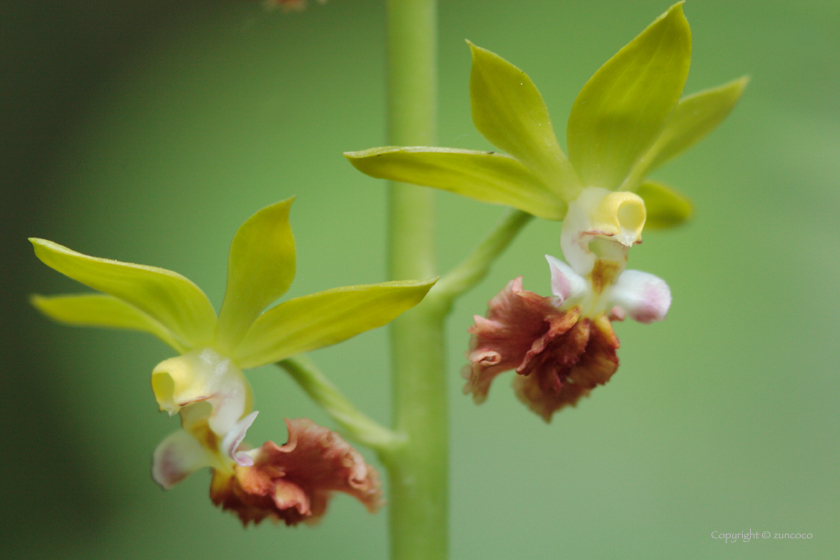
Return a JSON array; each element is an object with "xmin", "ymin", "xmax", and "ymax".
[
  {"xmin": 30, "ymin": 197, "xmax": 434, "ymax": 521},
  {"xmin": 345, "ymin": 3, "xmax": 745, "ymax": 420}
]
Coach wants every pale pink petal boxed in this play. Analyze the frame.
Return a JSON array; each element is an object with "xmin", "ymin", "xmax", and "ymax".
[
  {"xmin": 609, "ymin": 270, "xmax": 672, "ymax": 324},
  {"xmin": 608, "ymin": 306, "xmax": 626, "ymax": 321},
  {"xmin": 221, "ymin": 411, "xmax": 259, "ymax": 467},
  {"xmin": 545, "ymin": 254, "xmax": 587, "ymax": 304},
  {"xmin": 152, "ymin": 429, "xmax": 215, "ymax": 490}
]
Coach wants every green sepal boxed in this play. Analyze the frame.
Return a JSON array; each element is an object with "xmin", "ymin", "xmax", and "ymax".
[
  {"xmin": 345, "ymin": 147, "xmax": 566, "ymax": 220},
  {"xmin": 30, "ymin": 238, "xmax": 216, "ymax": 349},
  {"xmin": 215, "ymin": 198, "xmax": 296, "ymax": 355},
  {"xmin": 233, "ymin": 278, "xmax": 437, "ymax": 369},
  {"xmin": 633, "ymin": 181, "xmax": 693, "ymax": 229},
  {"xmin": 567, "ymin": 2, "xmax": 692, "ymax": 190},
  {"xmin": 635, "ymin": 76, "xmax": 749, "ymax": 179},
  {"xmin": 468, "ymin": 42, "xmax": 579, "ymax": 200},
  {"xmin": 30, "ymin": 293, "xmax": 188, "ymax": 353}
]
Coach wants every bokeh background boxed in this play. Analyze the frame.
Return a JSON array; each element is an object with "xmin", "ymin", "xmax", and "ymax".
[{"xmin": 3, "ymin": 1, "xmax": 838, "ymax": 559}]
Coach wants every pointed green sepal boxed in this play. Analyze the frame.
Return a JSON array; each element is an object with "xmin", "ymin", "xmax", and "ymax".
[
  {"xmin": 345, "ymin": 147, "xmax": 567, "ymax": 220},
  {"xmin": 30, "ymin": 293, "xmax": 188, "ymax": 353},
  {"xmin": 567, "ymin": 2, "xmax": 692, "ymax": 190},
  {"xmin": 633, "ymin": 181, "xmax": 693, "ymax": 229},
  {"xmin": 30, "ymin": 238, "xmax": 217, "ymax": 348},
  {"xmin": 233, "ymin": 278, "xmax": 437, "ymax": 369},
  {"xmin": 215, "ymin": 198, "xmax": 296, "ymax": 354},
  {"xmin": 637, "ymin": 76, "xmax": 749, "ymax": 178},
  {"xmin": 468, "ymin": 42, "xmax": 579, "ymax": 200}
]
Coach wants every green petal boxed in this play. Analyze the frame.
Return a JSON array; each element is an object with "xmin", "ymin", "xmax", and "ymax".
[
  {"xmin": 214, "ymin": 198, "xmax": 296, "ymax": 354},
  {"xmin": 345, "ymin": 147, "xmax": 567, "ymax": 220},
  {"xmin": 468, "ymin": 42, "xmax": 580, "ymax": 200},
  {"xmin": 633, "ymin": 181, "xmax": 693, "ymax": 229},
  {"xmin": 30, "ymin": 238, "xmax": 216, "ymax": 348},
  {"xmin": 30, "ymin": 293, "xmax": 188, "ymax": 353},
  {"xmin": 635, "ymin": 77, "xmax": 749, "ymax": 179},
  {"xmin": 567, "ymin": 3, "xmax": 692, "ymax": 190},
  {"xmin": 234, "ymin": 279, "xmax": 436, "ymax": 369}
]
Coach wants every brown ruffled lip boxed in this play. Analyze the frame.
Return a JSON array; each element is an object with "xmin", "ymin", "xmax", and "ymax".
[
  {"xmin": 210, "ymin": 418, "xmax": 383, "ymax": 526},
  {"xmin": 464, "ymin": 276, "xmax": 620, "ymax": 422}
]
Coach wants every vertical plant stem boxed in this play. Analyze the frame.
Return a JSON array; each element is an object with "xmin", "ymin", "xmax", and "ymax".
[{"xmin": 384, "ymin": 0, "xmax": 445, "ymax": 559}]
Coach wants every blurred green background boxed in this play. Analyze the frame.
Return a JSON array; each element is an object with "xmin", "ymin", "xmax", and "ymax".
[{"xmin": 3, "ymin": 1, "xmax": 838, "ymax": 559}]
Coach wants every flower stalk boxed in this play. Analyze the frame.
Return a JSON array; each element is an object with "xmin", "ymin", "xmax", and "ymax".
[
  {"xmin": 384, "ymin": 0, "xmax": 446, "ymax": 559},
  {"xmin": 430, "ymin": 208, "xmax": 533, "ymax": 310},
  {"xmin": 278, "ymin": 355, "xmax": 404, "ymax": 453}
]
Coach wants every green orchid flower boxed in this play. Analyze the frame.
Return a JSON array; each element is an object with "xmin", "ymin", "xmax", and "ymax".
[
  {"xmin": 346, "ymin": 2, "xmax": 746, "ymax": 230},
  {"xmin": 347, "ymin": 3, "xmax": 746, "ymax": 421},
  {"xmin": 30, "ymin": 197, "xmax": 435, "ymax": 489}
]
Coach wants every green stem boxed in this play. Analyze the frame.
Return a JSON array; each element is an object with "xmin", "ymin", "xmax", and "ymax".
[
  {"xmin": 277, "ymin": 355, "xmax": 403, "ymax": 453},
  {"xmin": 430, "ymin": 208, "xmax": 533, "ymax": 310},
  {"xmin": 384, "ymin": 0, "xmax": 445, "ymax": 559}
]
